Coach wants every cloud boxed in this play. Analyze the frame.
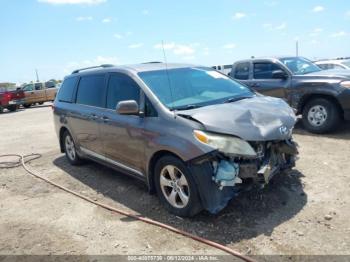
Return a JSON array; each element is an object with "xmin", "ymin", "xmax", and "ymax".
[
  {"xmin": 309, "ymin": 28, "xmax": 323, "ymax": 37},
  {"xmin": 76, "ymin": 16, "xmax": 93, "ymax": 21},
  {"xmin": 154, "ymin": 42, "xmax": 175, "ymax": 50},
  {"xmin": 264, "ymin": 1, "xmax": 278, "ymax": 7},
  {"xmin": 142, "ymin": 9, "xmax": 150, "ymax": 15},
  {"xmin": 64, "ymin": 56, "xmax": 119, "ymax": 74},
  {"xmin": 233, "ymin": 12, "xmax": 246, "ymax": 19},
  {"xmin": 330, "ymin": 31, "xmax": 347, "ymax": 37},
  {"xmin": 173, "ymin": 45, "xmax": 195, "ymax": 55},
  {"xmin": 262, "ymin": 22, "xmax": 286, "ymax": 30},
  {"xmin": 128, "ymin": 43, "xmax": 144, "ymax": 49},
  {"xmin": 102, "ymin": 18, "xmax": 112, "ymax": 23},
  {"xmin": 312, "ymin": 6, "xmax": 325, "ymax": 12},
  {"xmin": 346, "ymin": 10, "xmax": 350, "ymax": 17},
  {"xmin": 202, "ymin": 47, "xmax": 210, "ymax": 56},
  {"xmin": 275, "ymin": 22, "xmax": 286, "ymax": 30},
  {"xmin": 113, "ymin": 33, "xmax": 123, "ymax": 39},
  {"xmin": 38, "ymin": 0, "xmax": 106, "ymax": 5},
  {"xmin": 222, "ymin": 43, "xmax": 236, "ymax": 49},
  {"xmin": 154, "ymin": 42, "xmax": 195, "ymax": 56}
]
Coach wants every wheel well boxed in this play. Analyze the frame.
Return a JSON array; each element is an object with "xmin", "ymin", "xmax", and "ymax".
[
  {"xmin": 147, "ymin": 150, "xmax": 183, "ymax": 193},
  {"xmin": 59, "ymin": 127, "xmax": 68, "ymax": 153},
  {"xmin": 299, "ymin": 94, "xmax": 344, "ymax": 118}
]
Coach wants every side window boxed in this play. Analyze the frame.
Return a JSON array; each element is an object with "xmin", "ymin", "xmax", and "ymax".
[
  {"xmin": 253, "ymin": 62, "xmax": 282, "ymax": 79},
  {"xmin": 145, "ymin": 96, "xmax": 158, "ymax": 117},
  {"xmin": 317, "ymin": 64, "xmax": 327, "ymax": 70},
  {"xmin": 35, "ymin": 83, "xmax": 43, "ymax": 90},
  {"xmin": 23, "ymin": 84, "xmax": 34, "ymax": 91},
  {"xmin": 57, "ymin": 77, "xmax": 78, "ymax": 103},
  {"xmin": 333, "ymin": 64, "xmax": 344, "ymax": 70},
  {"xmin": 76, "ymin": 75, "xmax": 105, "ymax": 107},
  {"xmin": 106, "ymin": 74, "xmax": 140, "ymax": 110},
  {"xmin": 234, "ymin": 62, "xmax": 250, "ymax": 80}
]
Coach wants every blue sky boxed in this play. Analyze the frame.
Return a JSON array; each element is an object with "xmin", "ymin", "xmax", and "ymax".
[{"xmin": 1, "ymin": 0, "xmax": 349, "ymax": 83}]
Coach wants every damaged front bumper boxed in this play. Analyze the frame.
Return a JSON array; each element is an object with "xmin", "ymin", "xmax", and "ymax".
[{"xmin": 188, "ymin": 139, "xmax": 298, "ymax": 214}]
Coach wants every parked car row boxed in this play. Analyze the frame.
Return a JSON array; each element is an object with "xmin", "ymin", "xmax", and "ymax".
[
  {"xmin": 0, "ymin": 82, "xmax": 59, "ymax": 113},
  {"xmin": 226, "ymin": 56, "xmax": 350, "ymax": 134}
]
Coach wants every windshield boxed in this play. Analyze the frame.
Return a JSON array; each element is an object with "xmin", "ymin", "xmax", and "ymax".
[
  {"xmin": 279, "ymin": 57, "xmax": 321, "ymax": 75},
  {"xmin": 138, "ymin": 67, "xmax": 253, "ymax": 110},
  {"xmin": 341, "ymin": 60, "xmax": 350, "ymax": 68}
]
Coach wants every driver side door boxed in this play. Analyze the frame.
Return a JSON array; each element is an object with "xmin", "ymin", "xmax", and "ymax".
[
  {"xmin": 249, "ymin": 62, "xmax": 290, "ymax": 99},
  {"xmin": 100, "ymin": 72, "xmax": 145, "ymax": 176}
]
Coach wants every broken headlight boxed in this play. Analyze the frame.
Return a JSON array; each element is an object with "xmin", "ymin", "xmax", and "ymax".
[{"xmin": 193, "ymin": 130, "xmax": 257, "ymax": 157}]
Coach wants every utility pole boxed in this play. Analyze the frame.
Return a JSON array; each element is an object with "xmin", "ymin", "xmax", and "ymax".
[
  {"xmin": 296, "ymin": 40, "xmax": 299, "ymax": 57},
  {"xmin": 35, "ymin": 69, "xmax": 39, "ymax": 82}
]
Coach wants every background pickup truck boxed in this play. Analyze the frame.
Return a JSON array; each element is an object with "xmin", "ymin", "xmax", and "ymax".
[
  {"xmin": 230, "ymin": 56, "xmax": 350, "ymax": 133},
  {"xmin": 0, "ymin": 87, "xmax": 25, "ymax": 113},
  {"xmin": 21, "ymin": 81, "xmax": 58, "ymax": 108}
]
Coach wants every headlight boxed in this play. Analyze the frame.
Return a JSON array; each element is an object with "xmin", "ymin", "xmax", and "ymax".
[
  {"xmin": 340, "ymin": 81, "xmax": 350, "ymax": 88},
  {"xmin": 193, "ymin": 130, "xmax": 257, "ymax": 157}
]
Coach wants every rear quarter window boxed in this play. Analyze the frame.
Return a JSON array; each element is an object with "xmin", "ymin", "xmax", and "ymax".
[
  {"xmin": 57, "ymin": 77, "xmax": 78, "ymax": 103},
  {"xmin": 234, "ymin": 62, "xmax": 250, "ymax": 80},
  {"xmin": 76, "ymin": 75, "xmax": 106, "ymax": 107}
]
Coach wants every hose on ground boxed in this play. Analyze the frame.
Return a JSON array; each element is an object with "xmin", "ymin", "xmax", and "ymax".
[{"xmin": 0, "ymin": 153, "xmax": 256, "ymax": 262}]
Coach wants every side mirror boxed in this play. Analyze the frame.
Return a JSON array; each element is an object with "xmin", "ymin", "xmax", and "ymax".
[
  {"xmin": 116, "ymin": 100, "xmax": 139, "ymax": 115},
  {"xmin": 272, "ymin": 70, "xmax": 287, "ymax": 79}
]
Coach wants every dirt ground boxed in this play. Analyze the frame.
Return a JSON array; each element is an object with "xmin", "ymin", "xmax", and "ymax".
[{"xmin": 0, "ymin": 105, "xmax": 350, "ymax": 259}]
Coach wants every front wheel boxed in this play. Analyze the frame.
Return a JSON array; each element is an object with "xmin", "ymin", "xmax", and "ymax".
[
  {"xmin": 302, "ymin": 98, "xmax": 341, "ymax": 134},
  {"xmin": 154, "ymin": 156, "xmax": 202, "ymax": 217},
  {"xmin": 7, "ymin": 105, "xmax": 18, "ymax": 112}
]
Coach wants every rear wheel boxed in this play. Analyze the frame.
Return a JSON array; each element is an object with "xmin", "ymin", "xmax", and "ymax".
[
  {"xmin": 63, "ymin": 131, "xmax": 83, "ymax": 165},
  {"xmin": 38, "ymin": 102, "xmax": 44, "ymax": 105},
  {"xmin": 0, "ymin": 107, "xmax": 3, "ymax": 113},
  {"xmin": 302, "ymin": 98, "xmax": 340, "ymax": 134},
  {"xmin": 23, "ymin": 104, "xmax": 32, "ymax": 108},
  {"xmin": 154, "ymin": 156, "xmax": 202, "ymax": 217}
]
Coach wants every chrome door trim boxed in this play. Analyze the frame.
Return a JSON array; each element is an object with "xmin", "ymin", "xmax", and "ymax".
[{"xmin": 80, "ymin": 147, "xmax": 144, "ymax": 177}]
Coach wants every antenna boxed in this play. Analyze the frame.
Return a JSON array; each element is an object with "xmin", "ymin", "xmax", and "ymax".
[
  {"xmin": 161, "ymin": 41, "xmax": 176, "ymax": 115},
  {"xmin": 35, "ymin": 69, "xmax": 40, "ymax": 82},
  {"xmin": 295, "ymin": 40, "xmax": 299, "ymax": 57}
]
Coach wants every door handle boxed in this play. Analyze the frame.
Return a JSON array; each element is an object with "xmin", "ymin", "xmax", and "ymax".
[
  {"xmin": 250, "ymin": 83, "xmax": 260, "ymax": 88},
  {"xmin": 102, "ymin": 116, "xmax": 110, "ymax": 122},
  {"xmin": 89, "ymin": 114, "xmax": 98, "ymax": 120}
]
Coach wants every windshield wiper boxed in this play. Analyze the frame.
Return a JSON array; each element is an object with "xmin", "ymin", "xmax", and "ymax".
[
  {"xmin": 224, "ymin": 96, "xmax": 252, "ymax": 103},
  {"xmin": 172, "ymin": 104, "xmax": 199, "ymax": 111}
]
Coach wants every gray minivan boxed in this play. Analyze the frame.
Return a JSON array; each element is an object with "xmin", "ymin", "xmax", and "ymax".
[{"xmin": 53, "ymin": 63, "xmax": 298, "ymax": 217}]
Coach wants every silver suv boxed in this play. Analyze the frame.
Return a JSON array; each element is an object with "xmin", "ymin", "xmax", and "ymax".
[{"xmin": 53, "ymin": 63, "xmax": 298, "ymax": 217}]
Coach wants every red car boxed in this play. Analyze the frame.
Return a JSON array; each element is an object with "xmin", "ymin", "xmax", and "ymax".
[{"xmin": 0, "ymin": 87, "xmax": 25, "ymax": 113}]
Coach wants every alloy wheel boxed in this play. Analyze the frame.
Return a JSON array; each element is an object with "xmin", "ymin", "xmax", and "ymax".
[{"xmin": 159, "ymin": 165, "xmax": 190, "ymax": 208}]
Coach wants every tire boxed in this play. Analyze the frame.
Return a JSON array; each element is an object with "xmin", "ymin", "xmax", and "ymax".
[
  {"xmin": 0, "ymin": 107, "xmax": 3, "ymax": 113},
  {"xmin": 154, "ymin": 155, "xmax": 202, "ymax": 217},
  {"xmin": 302, "ymin": 98, "xmax": 341, "ymax": 134},
  {"xmin": 62, "ymin": 131, "xmax": 83, "ymax": 165},
  {"xmin": 7, "ymin": 105, "xmax": 18, "ymax": 112},
  {"xmin": 38, "ymin": 102, "xmax": 44, "ymax": 105},
  {"xmin": 23, "ymin": 104, "xmax": 32, "ymax": 108}
]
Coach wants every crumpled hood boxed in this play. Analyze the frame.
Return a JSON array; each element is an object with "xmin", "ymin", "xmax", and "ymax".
[{"xmin": 177, "ymin": 96, "xmax": 297, "ymax": 141}]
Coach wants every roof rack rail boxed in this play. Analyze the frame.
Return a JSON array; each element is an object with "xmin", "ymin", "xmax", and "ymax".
[
  {"xmin": 72, "ymin": 64, "xmax": 115, "ymax": 74},
  {"xmin": 142, "ymin": 61, "xmax": 163, "ymax": 64}
]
